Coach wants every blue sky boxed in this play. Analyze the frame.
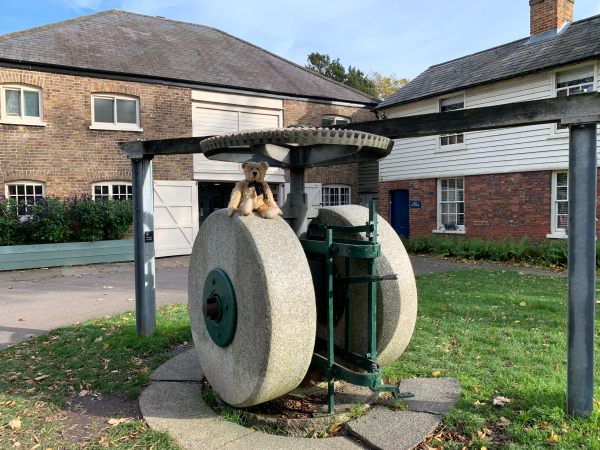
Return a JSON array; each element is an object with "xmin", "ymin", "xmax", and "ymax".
[{"xmin": 2, "ymin": 0, "xmax": 599, "ymax": 79}]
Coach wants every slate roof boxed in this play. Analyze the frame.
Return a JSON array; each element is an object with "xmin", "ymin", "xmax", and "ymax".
[
  {"xmin": 0, "ymin": 10, "xmax": 376, "ymax": 105},
  {"xmin": 377, "ymin": 14, "xmax": 600, "ymax": 109}
]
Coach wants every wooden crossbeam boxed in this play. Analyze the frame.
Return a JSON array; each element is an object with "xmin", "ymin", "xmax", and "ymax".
[{"xmin": 344, "ymin": 93, "xmax": 600, "ymax": 138}]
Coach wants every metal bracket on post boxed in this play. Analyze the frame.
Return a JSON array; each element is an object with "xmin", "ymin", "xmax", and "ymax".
[
  {"xmin": 563, "ymin": 118, "xmax": 598, "ymax": 417},
  {"xmin": 131, "ymin": 156, "xmax": 156, "ymax": 337}
]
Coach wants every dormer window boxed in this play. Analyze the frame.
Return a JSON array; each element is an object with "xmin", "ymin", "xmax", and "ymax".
[
  {"xmin": 0, "ymin": 85, "xmax": 45, "ymax": 126},
  {"xmin": 90, "ymin": 94, "xmax": 142, "ymax": 131},
  {"xmin": 556, "ymin": 66, "xmax": 594, "ymax": 97}
]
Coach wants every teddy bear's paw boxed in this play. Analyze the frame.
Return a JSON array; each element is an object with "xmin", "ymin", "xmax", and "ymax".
[{"xmin": 227, "ymin": 207, "xmax": 236, "ymax": 217}]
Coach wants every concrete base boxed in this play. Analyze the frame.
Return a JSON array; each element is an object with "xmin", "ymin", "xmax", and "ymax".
[{"xmin": 141, "ymin": 350, "xmax": 461, "ymax": 449}]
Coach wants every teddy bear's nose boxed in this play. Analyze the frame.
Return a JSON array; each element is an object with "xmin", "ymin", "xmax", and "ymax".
[{"xmin": 253, "ymin": 171, "xmax": 257, "ymax": 176}]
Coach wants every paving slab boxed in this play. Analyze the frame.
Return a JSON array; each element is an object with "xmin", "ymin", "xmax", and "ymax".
[
  {"xmin": 347, "ymin": 407, "xmax": 441, "ymax": 450},
  {"xmin": 221, "ymin": 432, "xmax": 365, "ymax": 449},
  {"xmin": 399, "ymin": 377, "xmax": 461, "ymax": 415},
  {"xmin": 140, "ymin": 382, "xmax": 252, "ymax": 449},
  {"xmin": 150, "ymin": 349, "xmax": 204, "ymax": 382}
]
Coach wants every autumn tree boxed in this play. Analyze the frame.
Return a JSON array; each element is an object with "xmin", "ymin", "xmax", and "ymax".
[{"xmin": 305, "ymin": 53, "xmax": 408, "ymax": 100}]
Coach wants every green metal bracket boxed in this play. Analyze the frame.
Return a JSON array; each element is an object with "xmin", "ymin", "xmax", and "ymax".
[
  {"xmin": 202, "ymin": 268, "xmax": 237, "ymax": 347},
  {"xmin": 302, "ymin": 201, "xmax": 412, "ymax": 414}
]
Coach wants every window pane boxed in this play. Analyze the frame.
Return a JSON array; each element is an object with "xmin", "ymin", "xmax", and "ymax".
[
  {"xmin": 5, "ymin": 89, "xmax": 21, "ymax": 115},
  {"xmin": 8, "ymin": 185, "xmax": 16, "ymax": 196},
  {"xmin": 116, "ymin": 99, "xmax": 137, "ymax": 124},
  {"xmin": 440, "ymin": 136, "xmax": 448, "ymax": 146},
  {"xmin": 556, "ymin": 173, "xmax": 568, "ymax": 186},
  {"xmin": 94, "ymin": 98, "xmax": 114, "ymax": 123},
  {"xmin": 321, "ymin": 117, "xmax": 334, "ymax": 127},
  {"xmin": 558, "ymin": 202, "xmax": 569, "ymax": 215},
  {"xmin": 23, "ymin": 91, "xmax": 40, "ymax": 117},
  {"xmin": 557, "ymin": 186, "xmax": 568, "ymax": 200},
  {"xmin": 335, "ymin": 118, "xmax": 350, "ymax": 125},
  {"xmin": 456, "ymin": 178, "xmax": 463, "ymax": 189},
  {"xmin": 456, "ymin": 134, "xmax": 464, "ymax": 144}
]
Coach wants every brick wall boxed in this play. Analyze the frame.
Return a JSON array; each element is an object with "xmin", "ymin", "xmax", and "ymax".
[
  {"xmin": 0, "ymin": 67, "xmax": 192, "ymax": 198},
  {"xmin": 283, "ymin": 99, "xmax": 375, "ymax": 204},
  {"xmin": 530, "ymin": 0, "xmax": 574, "ymax": 35},
  {"xmin": 379, "ymin": 169, "xmax": 600, "ymax": 240}
]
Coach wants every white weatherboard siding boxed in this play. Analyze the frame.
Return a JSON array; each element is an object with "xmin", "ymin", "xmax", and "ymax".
[
  {"xmin": 380, "ymin": 64, "xmax": 600, "ymax": 181},
  {"xmin": 192, "ymin": 89, "xmax": 285, "ymax": 183}
]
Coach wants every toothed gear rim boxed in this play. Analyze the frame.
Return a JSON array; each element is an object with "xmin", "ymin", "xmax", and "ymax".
[{"xmin": 200, "ymin": 127, "xmax": 393, "ymax": 154}]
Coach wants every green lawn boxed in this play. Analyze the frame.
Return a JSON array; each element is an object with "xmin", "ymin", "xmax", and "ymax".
[
  {"xmin": 0, "ymin": 270, "xmax": 598, "ymax": 448},
  {"xmin": 384, "ymin": 270, "xmax": 600, "ymax": 449}
]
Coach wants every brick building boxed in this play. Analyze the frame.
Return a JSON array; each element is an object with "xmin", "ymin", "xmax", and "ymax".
[
  {"xmin": 0, "ymin": 11, "xmax": 376, "ymax": 255},
  {"xmin": 376, "ymin": 0, "xmax": 600, "ymax": 241}
]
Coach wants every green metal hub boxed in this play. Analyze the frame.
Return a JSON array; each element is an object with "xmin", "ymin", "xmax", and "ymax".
[{"xmin": 202, "ymin": 268, "xmax": 237, "ymax": 347}]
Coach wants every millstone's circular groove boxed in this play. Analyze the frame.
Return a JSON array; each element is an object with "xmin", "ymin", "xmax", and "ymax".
[
  {"xmin": 311, "ymin": 206, "xmax": 418, "ymax": 367},
  {"xmin": 200, "ymin": 127, "xmax": 394, "ymax": 155},
  {"xmin": 188, "ymin": 209, "xmax": 316, "ymax": 407}
]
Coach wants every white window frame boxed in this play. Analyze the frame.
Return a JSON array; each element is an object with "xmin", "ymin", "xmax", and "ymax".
[
  {"xmin": 321, "ymin": 184, "xmax": 351, "ymax": 206},
  {"xmin": 434, "ymin": 177, "xmax": 465, "ymax": 234},
  {"xmin": 5, "ymin": 181, "xmax": 45, "ymax": 215},
  {"xmin": 437, "ymin": 94, "xmax": 466, "ymax": 151},
  {"xmin": 321, "ymin": 115, "xmax": 351, "ymax": 127},
  {"xmin": 92, "ymin": 182, "xmax": 133, "ymax": 200},
  {"xmin": 90, "ymin": 94, "xmax": 142, "ymax": 132},
  {"xmin": 550, "ymin": 63, "xmax": 597, "ymax": 136},
  {"xmin": 0, "ymin": 84, "xmax": 45, "ymax": 126},
  {"xmin": 547, "ymin": 171, "xmax": 568, "ymax": 239}
]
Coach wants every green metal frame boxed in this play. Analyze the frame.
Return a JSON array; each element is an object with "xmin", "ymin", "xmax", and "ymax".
[{"xmin": 300, "ymin": 201, "xmax": 413, "ymax": 414}]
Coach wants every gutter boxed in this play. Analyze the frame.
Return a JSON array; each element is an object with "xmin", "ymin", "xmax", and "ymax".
[{"xmin": 0, "ymin": 58, "xmax": 377, "ymax": 108}]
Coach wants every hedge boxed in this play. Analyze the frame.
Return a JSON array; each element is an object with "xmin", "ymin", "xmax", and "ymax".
[
  {"xmin": 0, "ymin": 196, "xmax": 133, "ymax": 246},
  {"xmin": 401, "ymin": 235, "xmax": 598, "ymax": 269}
]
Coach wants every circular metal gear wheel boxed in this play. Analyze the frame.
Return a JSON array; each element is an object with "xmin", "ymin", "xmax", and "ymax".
[
  {"xmin": 188, "ymin": 209, "xmax": 316, "ymax": 407},
  {"xmin": 311, "ymin": 205, "xmax": 418, "ymax": 367},
  {"xmin": 199, "ymin": 127, "xmax": 394, "ymax": 168}
]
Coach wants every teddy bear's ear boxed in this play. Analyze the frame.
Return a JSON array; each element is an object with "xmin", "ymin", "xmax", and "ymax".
[
  {"xmin": 241, "ymin": 162, "xmax": 248, "ymax": 170},
  {"xmin": 259, "ymin": 162, "xmax": 269, "ymax": 171}
]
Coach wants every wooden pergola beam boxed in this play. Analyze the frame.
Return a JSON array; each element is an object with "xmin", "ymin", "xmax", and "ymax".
[{"xmin": 344, "ymin": 93, "xmax": 600, "ymax": 138}]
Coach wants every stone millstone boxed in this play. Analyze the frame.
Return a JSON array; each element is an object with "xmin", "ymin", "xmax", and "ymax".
[
  {"xmin": 311, "ymin": 206, "xmax": 418, "ymax": 367},
  {"xmin": 188, "ymin": 209, "xmax": 316, "ymax": 407}
]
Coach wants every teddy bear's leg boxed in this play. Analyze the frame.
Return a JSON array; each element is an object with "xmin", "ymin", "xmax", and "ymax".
[
  {"xmin": 227, "ymin": 187, "xmax": 242, "ymax": 217},
  {"xmin": 239, "ymin": 198, "xmax": 254, "ymax": 216},
  {"xmin": 260, "ymin": 206, "xmax": 282, "ymax": 219}
]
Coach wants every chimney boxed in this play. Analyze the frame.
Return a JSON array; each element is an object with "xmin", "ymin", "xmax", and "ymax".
[{"xmin": 530, "ymin": 0, "xmax": 574, "ymax": 36}]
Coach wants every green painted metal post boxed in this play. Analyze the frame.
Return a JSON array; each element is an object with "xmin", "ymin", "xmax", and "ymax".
[
  {"xmin": 344, "ymin": 257, "xmax": 352, "ymax": 353},
  {"xmin": 326, "ymin": 227, "xmax": 335, "ymax": 414},
  {"xmin": 367, "ymin": 201, "xmax": 378, "ymax": 360}
]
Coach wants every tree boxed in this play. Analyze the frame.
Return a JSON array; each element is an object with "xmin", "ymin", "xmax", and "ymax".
[
  {"xmin": 306, "ymin": 52, "xmax": 376, "ymax": 98},
  {"xmin": 371, "ymin": 72, "xmax": 409, "ymax": 101},
  {"xmin": 305, "ymin": 53, "xmax": 408, "ymax": 100}
]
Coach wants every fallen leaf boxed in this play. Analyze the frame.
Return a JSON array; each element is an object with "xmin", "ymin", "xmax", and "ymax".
[
  {"xmin": 9, "ymin": 417, "xmax": 22, "ymax": 430},
  {"xmin": 122, "ymin": 317, "xmax": 130, "ymax": 322},
  {"xmin": 18, "ymin": 317, "xmax": 25, "ymax": 322},
  {"xmin": 103, "ymin": 343, "xmax": 110, "ymax": 350},
  {"xmin": 538, "ymin": 421, "xmax": 551, "ymax": 429},
  {"xmin": 499, "ymin": 416, "xmax": 512, "ymax": 426},
  {"xmin": 431, "ymin": 370, "xmax": 441, "ymax": 377},
  {"xmin": 519, "ymin": 301, "xmax": 527, "ymax": 306},
  {"xmin": 78, "ymin": 390, "xmax": 89, "ymax": 397},
  {"xmin": 107, "ymin": 418, "xmax": 127, "ymax": 426},
  {"xmin": 98, "ymin": 436, "xmax": 109, "ymax": 447},
  {"xmin": 493, "ymin": 396, "xmax": 512, "ymax": 406},
  {"xmin": 34, "ymin": 375, "xmax": 49, "ymax": 382},
  {"xmin": 94, "ymin": 337, "xmax": 103, "ymax": 343},
  {"xmin": 548, "ymin": 431, "xmax": 559, "ymax": 444},
  {"xmin": 4, "ymin": 400, "xmax": 16, "ymax": 407}
]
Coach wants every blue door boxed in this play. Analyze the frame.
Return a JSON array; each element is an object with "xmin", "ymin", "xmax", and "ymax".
[{"xmin": 390, "ymin": 189, "xmax": 410, "ymax": 238}]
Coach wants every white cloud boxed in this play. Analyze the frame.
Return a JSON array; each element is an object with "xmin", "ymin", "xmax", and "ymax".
[{"xmin": 59, "ymin": 0, "xmax": 104, "ymax": 11}]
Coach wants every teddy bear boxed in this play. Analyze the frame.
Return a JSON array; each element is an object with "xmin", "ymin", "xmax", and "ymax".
[{"xmin": 227, "ymin": 161, "xmax": 282, "ymax": 219}]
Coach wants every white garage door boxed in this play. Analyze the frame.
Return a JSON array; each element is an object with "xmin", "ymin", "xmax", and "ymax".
[{"xmin": 154, "ymin": 181, "xmax": 199, "ymax": 257}]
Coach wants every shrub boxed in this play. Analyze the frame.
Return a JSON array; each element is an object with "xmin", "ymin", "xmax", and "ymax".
[
  {"xmin": 29, "ymin": 198, "xmax": 71, "ymax": 243},
  {"xmin": 67, "ymin": 196, "xmax": 108, "ymax": 242},
  {"xmin": 0, "ymin": 196, "xmax": 133, "ymax": 246},
  {"xmin": 0, "ymin": 198, "xmax": 28, "ymax": 245},
  {"xmin": 402, "ymin": 235, "xmax": 581, "ymax": 268}
]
